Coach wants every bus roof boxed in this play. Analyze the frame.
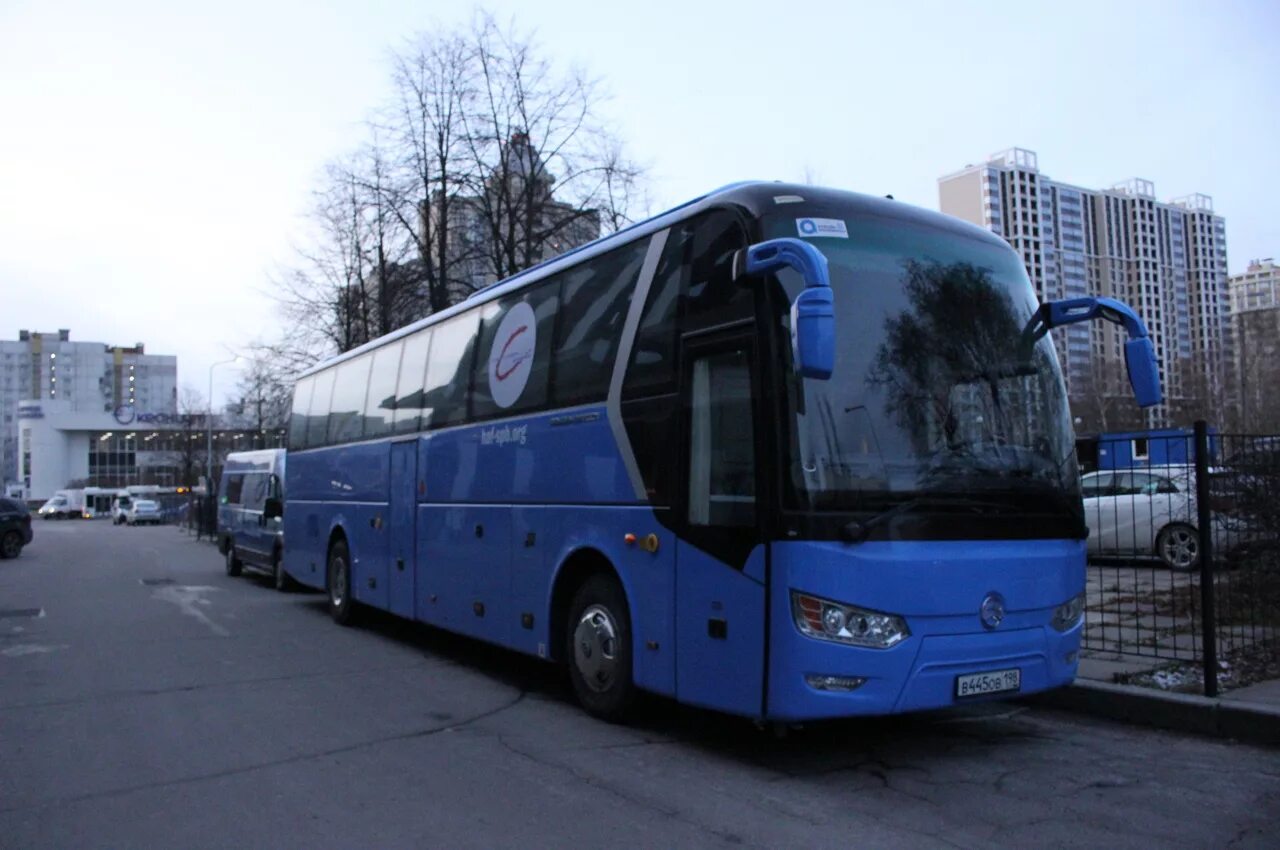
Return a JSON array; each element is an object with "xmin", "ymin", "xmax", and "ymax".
[{"xmin": 296, "ymin": 181, "xmax": 1005, "ymax": 381}]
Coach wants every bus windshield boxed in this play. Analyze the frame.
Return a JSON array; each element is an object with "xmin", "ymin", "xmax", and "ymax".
[{"xmin": 763, "ymin": 209, "xmax": 1081, "ymax": 522}]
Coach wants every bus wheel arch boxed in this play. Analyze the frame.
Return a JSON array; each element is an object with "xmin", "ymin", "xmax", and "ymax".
[{"xmin": 551, "ymin": 549, "xmax": 637, "ymax": 721}]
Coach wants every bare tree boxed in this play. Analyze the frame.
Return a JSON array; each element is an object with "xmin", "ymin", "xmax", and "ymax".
[
  {"xmin": 266, "ymin": 11, "xmax": 650, "ymax": 368},
  {"xmin": 385, "ymin": 28, "xmax": 477, "ymax": 314},
  {"xmin": 460, "ymin": 13, "xmax": 642, "ymax": 283},
  {"xmin": 227, "ymin": 354, "xmax": 294, "ymax": 448}
]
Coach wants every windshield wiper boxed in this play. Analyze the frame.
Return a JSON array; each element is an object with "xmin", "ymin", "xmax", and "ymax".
[{"xmin": 840, "ymin": 496, "xmax": 1016, "ymax": 544}]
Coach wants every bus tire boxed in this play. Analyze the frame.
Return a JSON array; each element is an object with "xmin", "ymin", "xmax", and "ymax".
[
  {"xmin": 565, "ymin": 573, "xmax": 636, "ymax": 722},
  {"xmin": 225, "ymin": 544, "xmax": 242, "ymax": 577},
  {"xmin": 326, "ymin": 538, "xmax": 357, "ymax": 625}
]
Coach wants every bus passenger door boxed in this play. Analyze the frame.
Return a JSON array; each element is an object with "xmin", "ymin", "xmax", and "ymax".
[
  {"xmin": 387, "ymin": 440, "xmax": 418, "ymax": 619},
  {"xmin": 674, "ymin": 334, "xmax": 767, "ymax": 718}
]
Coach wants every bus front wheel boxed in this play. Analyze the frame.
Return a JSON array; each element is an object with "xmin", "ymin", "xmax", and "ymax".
[
  {"xmin": 566, "ymin": 574, "xmax": 636, "ymax": 722},
  {"xmin": 327, "ymin": 539, "xmax": 356, "ymax": 625}
]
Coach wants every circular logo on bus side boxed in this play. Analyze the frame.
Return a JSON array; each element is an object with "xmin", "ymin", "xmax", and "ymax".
[
  {"xmin": 114, "ymin": 404, "xmax": 136, "ymax": 425},
  {"xmin": 488, "ymin": 301, "xmax": 536, "ymax": 409}
]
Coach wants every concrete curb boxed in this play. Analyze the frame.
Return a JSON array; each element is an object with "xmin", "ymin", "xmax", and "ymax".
[{"xmin": 1024, "ymin": 679, "xmax": 1280, "ymax": 746}]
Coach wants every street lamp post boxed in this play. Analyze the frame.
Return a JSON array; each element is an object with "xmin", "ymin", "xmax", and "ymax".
[{"xmin": 206, "ymin": 356, "xmax": 242, "ymax": 492}]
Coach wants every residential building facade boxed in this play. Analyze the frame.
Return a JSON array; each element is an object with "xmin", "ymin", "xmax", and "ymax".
[
  {"xmin": 2, "ymin": 329, "xmax": 177, "ymax": 493},
  {"xmin": 939, "ymin": 148, "xmax": 1229, "ymax": 431},
  {"xmin": 1226, "ymin": 259, "xmax": 1280, "ymax": 431}
]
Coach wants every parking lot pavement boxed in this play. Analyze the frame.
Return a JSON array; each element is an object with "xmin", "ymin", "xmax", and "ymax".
[{"xmin": 1, "ymin": 523, "xmax": 1277, "ymax": 849}]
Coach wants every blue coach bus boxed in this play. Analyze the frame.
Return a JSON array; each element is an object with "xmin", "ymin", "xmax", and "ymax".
[{"xmin": 274, "ymin": 182, "xmax": 1160, "ymax": 722}]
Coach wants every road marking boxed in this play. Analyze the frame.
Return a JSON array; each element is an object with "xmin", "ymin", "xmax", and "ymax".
[
  {"xmin": 2, "ymin": 643, "xmax": 68, "ymax": 657},
  {"xmin": 152, "ymin": 586, "xmax": 229, "ymax": 637}
]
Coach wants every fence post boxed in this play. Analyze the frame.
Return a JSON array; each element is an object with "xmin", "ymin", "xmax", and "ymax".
[{"xmin": 1194, "ymin": 420, "xmax": 1219, "ymax": 697}]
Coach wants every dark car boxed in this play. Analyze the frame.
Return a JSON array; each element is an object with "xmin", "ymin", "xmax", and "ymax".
[{"xmin": 0, "ymin": 497, "xmax": 33, "ymax": 559}]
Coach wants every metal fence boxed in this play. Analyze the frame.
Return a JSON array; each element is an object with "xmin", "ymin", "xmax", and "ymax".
[{"xmin": 1082, "ymin": 422, "xmax": 1280, "ymax": 695}]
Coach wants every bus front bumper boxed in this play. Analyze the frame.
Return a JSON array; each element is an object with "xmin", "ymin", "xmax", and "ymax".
[{"xmin": 767, "ymin": 618, "xmax": 1082, "ymax": 722}]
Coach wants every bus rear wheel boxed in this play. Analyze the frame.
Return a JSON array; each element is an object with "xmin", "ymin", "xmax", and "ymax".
[
  {"xmin": 566, "ymin": 574, "xmax": 636, "ymax": 722},
  {"xmin": 327, "ymin": 539, "xmax": 356, "ymax": 625}
]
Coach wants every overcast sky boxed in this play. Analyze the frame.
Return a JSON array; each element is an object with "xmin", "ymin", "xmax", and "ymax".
[{"xmin": 2, "ymin": 0, "xmax": 1277, "ymax": 405}]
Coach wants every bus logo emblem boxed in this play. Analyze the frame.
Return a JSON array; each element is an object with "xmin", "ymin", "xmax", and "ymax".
[
  {"xmin": 488, "ymin": 301, "xmax": 537, "ymax": 409},
  {"xmin": 980, "ymin": 593, "xmax": 1005, "ymax": 630}
]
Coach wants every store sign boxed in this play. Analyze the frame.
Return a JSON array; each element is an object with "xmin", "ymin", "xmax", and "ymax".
[
  {"xmin": 17, "ymin": 404, "xmax": 43, "ymax": 419},
  {"xmin": 114, "ymin": 406, "xmax": 186, "ymax": 426}
]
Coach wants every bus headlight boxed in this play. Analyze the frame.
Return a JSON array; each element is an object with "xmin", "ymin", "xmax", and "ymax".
[
  {"xmin": 1051, "ymin": 593, "xmax": 1085, "ymax": 632},
  {"xmin": 791, "ymin": 591, "xmax": 909, "ymax": 649}
]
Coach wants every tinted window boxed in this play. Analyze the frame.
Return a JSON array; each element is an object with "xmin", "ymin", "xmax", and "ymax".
[
  {"xmin": 364, "ymin": 341, "xmax": 402, "ymax": 438},
  {"xmin": 393, "ymin": 329, "xmax": 432, "ymax": 434},
  {"xmin": 305, "ymin": 369, "xmax": 336, "ymax": 447},
  {"xmin": 688, "ymin": 349, "xmax": 756, "ymax": 527},
  {"xmin": 422, "ymin": 312, "xmax": 479, "ymax": 429},
  {"xmin": 473, "ymin": 287, "xmax": 557, "ymax": 420},
  {"xmin": 624, "ymin": 226, "xmax": 690, "ymax": 397},
  {"xmin": 684, "ymin": 211, "xmax": 750, "ymax": 332},
  {"xmin": 327, "ymin": 356, "xmax": 372, "ymax": 445},
  {"xmin": 553, "ymin": 239, "xmax": 647, "ymax": 406},
  {"xmin": 288, "ymin": 377, "xmax": 314, "ymax": 449},
  {"xmin": 243, "ymin": 473, "xmax": 269, "ymax": 510},
  {"xmin": 223, "ymin": 474, "xmax": 245, "ymax": 505}
]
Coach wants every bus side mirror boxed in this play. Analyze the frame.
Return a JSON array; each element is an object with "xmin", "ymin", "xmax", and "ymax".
[
  {"xmin": 1123, "ymin": 337, "xmax": 1161, "ymax": 408},
  {"xmin": 263, "ymin": 497, "xmax": 283, "ymax": 520},
  {"xmin": 1032, "ymin": 296, "xmax": 1163, "ymax": 408},
  {"xmin": 739, "ymin": 237, "xmax": 834, "ymax": 379}
]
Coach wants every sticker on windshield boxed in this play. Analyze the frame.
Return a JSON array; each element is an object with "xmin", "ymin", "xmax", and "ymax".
[
  {"xmin": 796, "ymin": 217, "xmax": 848, "ymax": 238},
  {"xmin": 488, "ymin": 301, "xmax": 536, "ymax": 409}
]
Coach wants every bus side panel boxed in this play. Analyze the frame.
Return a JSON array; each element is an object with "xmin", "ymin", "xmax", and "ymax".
[
  {"xmin": 336, "ymin": 443, "xmax": 392, "ymax": 612},
  {"xmin": 283, "ymin": 443, "xmax": 391, "ymax": 597},
  {"xmin": 283, "ymin": 450, "xmax": 326, "ymax": 590},
  {"xmin": 522, "ymin": 505, "xmax": 676, "ymax": 698},
  {"xmin": 417, "ymin": 504, "xmax": 512, "ymax": 645}
]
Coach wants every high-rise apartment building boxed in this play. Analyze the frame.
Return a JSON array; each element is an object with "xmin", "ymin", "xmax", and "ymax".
[
  {"xmin": 939, "ymin": 149, "xmax": 1229, "ymax": 430},
  {"xmin": 1226, "ymin": 259, "xmax": 1280, "ymax": 430},
  {"xmin": 1, "ymin": 329, "xmax": 177, "ymax": 488}
]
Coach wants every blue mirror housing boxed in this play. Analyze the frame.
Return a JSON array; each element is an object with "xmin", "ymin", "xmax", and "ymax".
[
  {"xmin": 1034, "ymin": 296, "xmax": 1163, "ymax": 408},
  {"xmin": 742, "ymin": 238, "xmax": 834, "ymax": 379},
  {"xmin": 1124, "ymin": 337, "xmax": 1161, "ymax": 408}
]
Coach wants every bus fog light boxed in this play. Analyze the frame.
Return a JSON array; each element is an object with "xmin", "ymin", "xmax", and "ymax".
[
  {"xmin": 792, "ymin": 591, "xmax": 909, "ymax": 649},
  {"xmin": 1051, "ymin": 593, "xmax": 1085, "ymax": 632},
  {"xmin": 805, "ymin": 674, "xmax": 867, "ymax": 692}
]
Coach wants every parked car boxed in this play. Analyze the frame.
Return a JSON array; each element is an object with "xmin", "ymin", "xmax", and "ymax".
[
  {"xmin": 125, "ymin": 499, "xmax": 163, "ymax": 526},
  {"xmin": 0, "ymin": 497, "xmax": 33, "ymax": 559},
  {"xmin": 1081, "ymin": 468, "xmax": 1248, "ymax": 570},
  {"xmin": 217, "ymin": 449, "xmax": 290, "ymax": 590}
]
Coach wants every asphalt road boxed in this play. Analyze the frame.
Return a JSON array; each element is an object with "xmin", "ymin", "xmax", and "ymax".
[{"xmin": 2, "ymin": 522, "xmax": 1277, "ymax": 849}]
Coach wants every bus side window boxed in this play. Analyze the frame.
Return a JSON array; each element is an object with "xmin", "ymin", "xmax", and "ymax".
[
  {"xmin": 306, "ymin": 369, "xmax": 336, "ymax": 448},
  {"xmin": 364, "ymin": 340, "xmax": 403, "ymax": 439},
  {"xmin": 623, "ymin": 225, "xmax": 692, "ymax": 398},
  {"xmin": 554, "ymin": 238, "xmax": 647, "ymax": 406},
  {"xmin": 393, "ymin": 329, "xmax": 432, "ymax": 434},
  {"xmin": 288, "ymin": 376, "xmax": 315, "ymax": 449},
  {"xmin": 328, "ymin": 355, "xmax": 373, "ymax": 445},
  {"xmin": 423, "ymin": 312, "xmax": 480, "ymax": 429},
  {"xmin": 684, "ymin": 211, "xmax": 751, "ymax": 333}
]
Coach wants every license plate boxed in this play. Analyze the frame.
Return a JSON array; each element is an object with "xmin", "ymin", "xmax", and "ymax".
[{"xmin": 955, "ymin": 668, "xmax": 1021, "ymax": 698}]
